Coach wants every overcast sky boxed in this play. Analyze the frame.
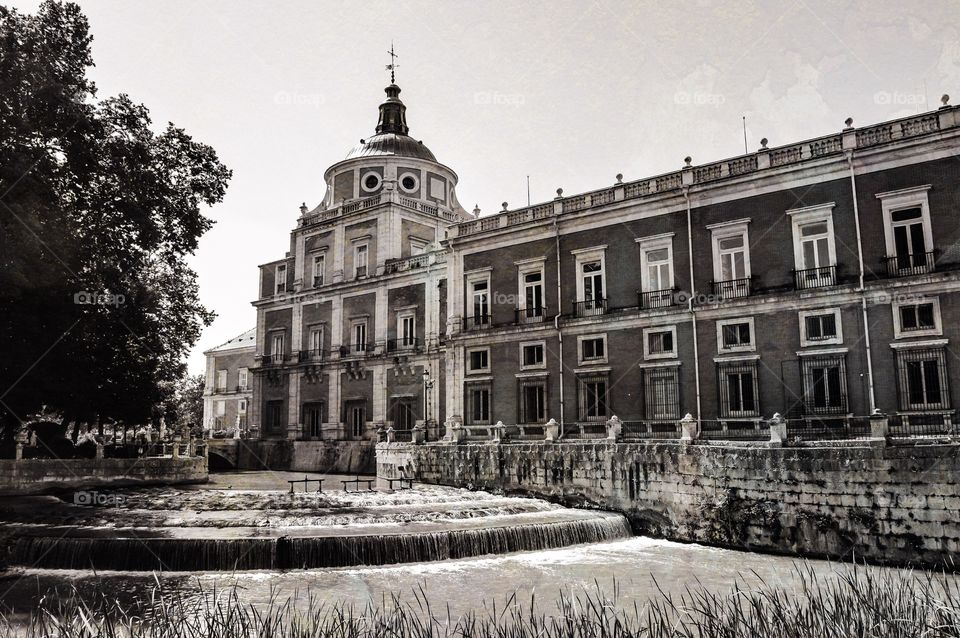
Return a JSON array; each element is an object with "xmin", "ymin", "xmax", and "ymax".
[{"xmin": 14, "ymin": 0, "xmax": 960, "ymax": 373}]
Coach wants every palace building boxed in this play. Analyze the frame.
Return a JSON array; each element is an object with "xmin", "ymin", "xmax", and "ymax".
[
  {"xmin": 249, "ymin": 79, "xmax": 471, "ymax": 447},
  {"xmin": 251, "ymin": 80, "xmax": 960, "ymax": 444}
]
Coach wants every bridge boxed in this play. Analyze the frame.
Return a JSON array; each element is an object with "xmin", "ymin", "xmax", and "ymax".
[{"xmin": 205, "ymin": 438, "xmax": 240, "ymax": 470}]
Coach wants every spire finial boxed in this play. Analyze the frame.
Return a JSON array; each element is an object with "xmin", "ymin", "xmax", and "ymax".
[{"xmin": 386, "ymin": 42, "xmax": 399, "ymax": 84}]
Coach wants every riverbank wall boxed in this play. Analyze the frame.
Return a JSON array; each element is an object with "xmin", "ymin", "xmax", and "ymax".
[
  {"xmin": 377, "ymin": 439, "xmax": 960, "ymax": 568},
  {"xmin": 209, "ymin": 439, "xmax": 375, "ymax": 474},
  {"xmin": 0, "ymin": 456, "xmax": 208, "ymax": 495}
]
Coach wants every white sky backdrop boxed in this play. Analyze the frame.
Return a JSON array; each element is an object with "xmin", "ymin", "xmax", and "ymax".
[{"xmin": 13, "ymin": 0, "xmax": 960, "ymax": 373}]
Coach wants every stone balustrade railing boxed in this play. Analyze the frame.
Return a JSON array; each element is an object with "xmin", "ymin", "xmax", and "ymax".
[
  {"xmin": 383, "ymin": 250, "xmax": 447, "ymax": 274},
  {"xmin": 299, "ymin": 190, "xmax": 464, "ymax": 228},
  {"xmin": 453, "ymin": 106, "xmax": 957, "ymax": 239}
]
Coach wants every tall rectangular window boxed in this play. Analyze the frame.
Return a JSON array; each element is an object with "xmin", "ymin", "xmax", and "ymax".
[
  {"xmin": 469, "ymin": 278, "xmax": 490, "ymax": 326},
  {"xmin": 519, "ymin": 380, "xmax": 547, "ymax": 424},
  {"xmin": 216, "ymin": 369, "xmax": 227, "ymax": 392},
  {"xmin": 354, "ymin": 244, "xmax": 368, "ymax": 278},
  {"xmin": 265, "ymin": 400, "xmax": 284, "ymax": 433},
  {"xmin": 643, "ymin": 367, "xmax": 680, "ymax": 420},
  {"xmin": 578, "ymin": 375, "xmax": 608, "ymax": 421},
  {"xmin": 801, "ymin": 356, "xmax": 847, "ymax": 414},
  {"xmin": 466, "ymin": 383, "xmax": 491, "ymax": 424},
  {"xmin": 718, "ymin": 362, "xmax": 759, "ymax": 417},
  {"xmin": 718, "ymin": 235, "xmax": 747, "ymax": 281},
  {"xmin": 303, "ymin": 402, "xmax": 324, "ymax": 438},
  {"xmin": 400, "ymin": 314, "xmax": 416, "ymax": 347},
  {"xmin": 309, "ymin": 326, "xmax": 323, "ymax": 357},
  {"xmin": 710, "ymin": 221, "xmax": 751, "ymax": 299},
  {"xmin": 238, "ymin": 368, "xmax": 248, "ymax": 390},
  {"xmin": 573, "ymin": 246, "xmax": 606, "ymax": 316},
  {"xmin": 270, "ymin": 333, "xmax": 285, "ymax": 363},
  {"xmin": 347, "ymin": 402, "xmax": 366, "ymax": 438},
  {"xmin": 522, "ymin": 270, "xmax": 544, "ymax": 319},
  {"xmin": 637, "ymin": 233, "xmax": 674, "ymax": 308},
  {"xmin": 312, "ymin": 254, "xmax": 325, "ymax": 287},
  {"xmin": 275, "ymin": 264, "xmax": 287, "ymax": 294},
  {"xmin": 896, "ymin": 348, "xmax": 950, "ymax": 410},
  {"xmin": 582, "ymin": 261, "xmax": 603, "ymax": 302},
  {"xmin": 878, "ymin": 185, "xmax": 934, "ymax": 275},
  {"xmin": 352, "ymin": 321, "xmax": 367, "ymax": 353}
]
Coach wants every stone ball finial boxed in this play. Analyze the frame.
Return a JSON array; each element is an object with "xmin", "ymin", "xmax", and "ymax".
[
  {"xmin": 684, "ymin": 156, "xmax": 692, "ymax": 167},
  {"xmin": 760, "ymin": 137, "xmax": 768, "ymax": 149},
  {"xmin": 844, "ymin": 117, "xmax": 854, "ymax": 128},
  {"xmin": 556, "ymin": 187, "xmax": 563, "ymax": 197},
  {"xmin": 501, "ymin": 201, "xmax": 508, "ymax": 211},
  {"xmin": 615, "ymin": 173, "xmax": 623, "ymax": 184},
  {"xmin": 942, "ymin": 94, "xmax": 950, "ymax": 106},
  {"xmin": 360, "ymin": 138, "xmax": 365, "ymax": 144}
]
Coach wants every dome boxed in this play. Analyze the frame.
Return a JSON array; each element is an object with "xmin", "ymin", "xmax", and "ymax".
[{"xmin": 345, "ymin": 133, "xmax": 437, "ymax": 162}]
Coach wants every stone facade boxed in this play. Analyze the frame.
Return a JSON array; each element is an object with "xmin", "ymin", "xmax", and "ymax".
[{"xmin": 381, "ymin": 440, "xmax": 960, "ymax": 568}]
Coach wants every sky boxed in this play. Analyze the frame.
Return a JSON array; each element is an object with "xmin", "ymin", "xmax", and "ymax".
[{"xmin": 12, "ymin": 0, "xmax": 960, "ymax": 373}]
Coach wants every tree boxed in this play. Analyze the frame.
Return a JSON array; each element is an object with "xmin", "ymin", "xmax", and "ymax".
[{"xmin": 0, "ymin": 1, "xmax": 231, "ymax": 444}]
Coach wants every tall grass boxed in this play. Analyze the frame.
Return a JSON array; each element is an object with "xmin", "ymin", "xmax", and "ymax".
[{"xmin": 4, "ymin": 565, "xmax": 960, "ymax": 637}]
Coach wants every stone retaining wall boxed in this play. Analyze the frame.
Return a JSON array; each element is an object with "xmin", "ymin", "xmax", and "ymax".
[
  {"xmin": 378, "ymin": 440, "xmax": 960, "ymax": 568},
  {"xmin": 0, "ymin": 456, "xmax": 208, "ymax": 495},
  {"xmin": 227, "ymin": 440, "xmax": 376, "ymax": 474}
]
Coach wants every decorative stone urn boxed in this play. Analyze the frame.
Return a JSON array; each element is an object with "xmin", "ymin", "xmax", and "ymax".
[
  {"xmin": 768, "ymin": 413, "xmax": 787, "ymax": 447},
  {"xmin": 606, "ymin": 415, "xmax": 623, "ymax": 441},
  {"xmin": 679, "ymin": 413, "xmax": 699, "ymax": 442},
  {"xmin": 412, "ymin": 423, "xmax": 426, "ymax": 444},
  {"xmin": 491, "ymin": 421, "xmax": 506, "ymax": 443},
  {"xmin": 544, "ymin": 418, "xmax": 560, "ymax": 442}
]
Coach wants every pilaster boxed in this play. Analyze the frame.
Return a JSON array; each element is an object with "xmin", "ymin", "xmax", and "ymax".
[
  {"xmin": 287, "ymin": 370, "xmax": 301, "ymax": 440},
  {"xmin": 372, "ymin": 364, "xmax": 387, "ymax": 424}
]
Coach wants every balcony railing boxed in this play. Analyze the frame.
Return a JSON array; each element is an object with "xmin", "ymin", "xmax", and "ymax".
[
  {"xmin": 387, "ymin": 338, "xmax": 421, "ymax": 352},
  {"xmin": 298, "ymin": 349, "xmax": 327, "ymax": 362},
  {"xmin": 312, "ymin": 276, "xmax": 323, "ymax": 288},
  {"xmin": 884, "ymin": 251, "xmax": 935, "ymax": 277},
  {"xmin": 638, "ymin": 288, "xmax": 677, "ymax": 309},
  {"xmin": 793, "ymin": 264, "xmax": 836, "ymax": 290},
  {"xmin": 341, "ymin": 342, "xmax": 374, "ymax": 356},
  {"xmin": 269, "ymin": 353, "xmax": 286, "ymax": 364},
  {"xmin": 710, "ymin": 277, "xmax": 751, "ymax": 300},
  {"xmin": 572, "ymin": 298, "xmax": 607, "ymax": 317},
  {"xmin": 462, "ymin": 314, "xmax": 492, "ymax": 330},
  {"xmin": 514, "ymin": 306, "xmax": 547, "ymax": 325}
]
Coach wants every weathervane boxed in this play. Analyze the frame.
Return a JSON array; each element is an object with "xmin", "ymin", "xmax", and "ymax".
[{"xmin": 386, "ymin": 42, "xmax": 399, "ymax": 84}]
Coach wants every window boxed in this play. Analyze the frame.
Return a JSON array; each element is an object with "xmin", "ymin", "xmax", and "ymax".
[
  {"xmin": 708, "ymin": 220, "xmax": 751, "ymax": 298},
  {"xmin": 717, "ymin": 318, "xmax": 755, "ymax": 352},
  {"xmin": 392, "ymin": 398, "xmax": 416, "ymax": 429},
  {"xmin": 893, "ymin": 297, "xmax": 941, "ymax": 339},
  {"xmin": 637, "ymin": 234, "xmax": 674, "ymax": 307},
  {"xmin": 354, "ymin": 243, "xmax": 368, "ymax": 278},
  {"xmin": 520, "ymin": 341, "xmax": 545, "ymax": 370},
  {"xmin": 215, "ymin": 400, "xmax": 225, "ymax": 416},
  {"xmin": 467, "ymin": 347, "xmax": 489, "ymax": 373},
  {"xmin": 643, "ymin": 367, "xmax": 680, "ymax": 420},
  {"xmin": 270, "ymin": 333, "xmax": 285, "ymax": 362},
  {"xmin": 718, "ymin": 361, "xmax": 759, "ymax": 417},
  {"xmin": 643, "ymin": 326, "xmax": 677, "ymax": 360},
  {"xmin": 578, "ymin": 334, "xmax": 607, "ymax": 364},
  {"xmin": 518, "ymin": 379, "xmax": 547, "ymax": 424},
  {"xmin": 399, "ymin": 172, "xmax": 420, "ymax": 194},
  {"xmin": 216, "ymin": 369, "xmax": 227, "ymax": 391},
  {"xmin": 275, "ymin": 264, "xmax": 287, "ymax": 294},
  {"xmin": 398, "ymin": 312, "xmax": 416, "ymax": 348},
  {"xmin": 517, "ymin": 262, "xmax": 545, "ymax": 321},
  {"xmin": 799, "ymin": 309, "xmax": 842, "ymax": 347},
  {"xmin": 238, "ymin": 368, "xmax": 249, "ymax": 390},
  {"xmin": 573, "ymin": 246, "xmax": 606, "ymax": 315},
  {"xmin": 801, "ymin": 355, "xmax": 847, "ymax": 415},
  {"xmin": 577, "ymin": 375, "xmax": 609, "ymax": 421},
  {"xmin": 238, "ymin": 399, "xmax": 247, "ymax": 414},
  {"xmin": 788, "ymin": 204, "xmax": 837, "ymax": 288},
  {"xmin": 410, "ymin": 238, "xmax": 429, "ymax": 255},
  {"xmin": 264, "ymin": 400, "xmax": 284, "ymax": 433},
  {"xmin": 346, "ymin": 401, "xmax": 366, "ymax": 438},
  {"xmin": 467, "ymin": 274, "xmax": 491, "ymax": 327},
  {"xmin": 303, "ymin": 402, "xmax": 324, "ymax": 438},
  {"xmin": 877, "ymin": 185, "xmax": 934, "ymax": 275},
  {"xmin": 308, "ymin": 326, "xmax": 324, "ymax": 357},
  {"xmin": 351, "ymin": 320, "xmax": 368, "ymax": 353},
  {"xmin": 361, "ymin": 171, "xmax": 382, "ymax": 193},
  {"xmin": 895, "ymin": 347, "xmax": 950, "ymax": 411},
  {"xmin": 312, "ymin": 253, "xmax": 325, "ymax": 287},
  {"xmin": 466, "ymin": 383, "xmax": 491, "ymax": 424}
]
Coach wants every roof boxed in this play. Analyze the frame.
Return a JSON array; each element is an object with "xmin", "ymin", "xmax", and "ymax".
[
  {"xmin": 205, "ymin": 327, "xmax": 256, "ymax": 353},
  {"xmin": 344, "ymin": 133, "xmax": 437, "ymax": 162}
]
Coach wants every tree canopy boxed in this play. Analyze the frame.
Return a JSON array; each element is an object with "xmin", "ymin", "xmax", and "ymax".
[{"xmin": 0, "ymin": 1, "xmax": 231, "ymax": 436}]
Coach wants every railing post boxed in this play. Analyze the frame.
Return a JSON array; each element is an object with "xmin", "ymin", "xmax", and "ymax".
[
  {"xmin": 172, "ymin": 436, "xmax": 181, "ymax": 458},
  {"xmin": 544, "ymin": 418, "xmax": 560, "ymax": 442},
  {"xmin": 869, "ymin": 409, "xmax": 888, "ymax": 447},
  {"xmin": 492, "ymin": 420, "xmax": 506, "ymax": 443},
  {"xmin": 14, "ymin": 443, "xmax": 22, "ymax": 461},
  {"xmin": 679, "ymin": 413, "xmax": 699, "ymax": 443},
  {"xmin": 606, "ymin": 415, "xmax": 622, "ymax": 441},
  {"xmin": 768, "ymin": 413, "xmax": 787, "ymax": 447},
  {"xmin": 412, "ymin": 423, "xmax": 425, "ymax": 445}
]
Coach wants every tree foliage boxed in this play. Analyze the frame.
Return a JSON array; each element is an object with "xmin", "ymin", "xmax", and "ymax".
[{"xmin": 0, "ymin": 1, "xmax": 231, "ymax": 436}]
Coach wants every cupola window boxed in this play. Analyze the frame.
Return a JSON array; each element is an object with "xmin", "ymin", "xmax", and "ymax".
[
  {"xmin": 399, "ymin": 172, "xmax": 420, "ymax": 194},
  {"xmin": 361, "ymin": 171, "xmax": 382, "ymax": 193}
]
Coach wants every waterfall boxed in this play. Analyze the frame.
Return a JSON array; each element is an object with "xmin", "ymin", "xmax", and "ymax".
[{"xmin": 11, "ymin": 514, "xmax": 631, "ymax": 571}]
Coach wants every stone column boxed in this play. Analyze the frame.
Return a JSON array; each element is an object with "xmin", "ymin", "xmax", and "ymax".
[
  {"xmin": 327, "ymin": 368, "xmax": 343, "ymax": 439},
  {"xmin": 287, "ymin": 371, "xmax": 301, "ymax": 440},
  {"xmin": 14, "ymin": 443, "xmax": 22, "ymax": 461},
  {"xmin": 372, "ymin": 364, "xmax": 387, "ymax": 426},
  {"xmin": 333, "ymin": 224, "xmax": 346, "ymax": 283},
  {"xmin": 375, "ymin": 287, "xmax": 388, "ymax": 347}
]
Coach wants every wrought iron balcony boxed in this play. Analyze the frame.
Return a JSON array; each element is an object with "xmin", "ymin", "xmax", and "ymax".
[
  {"xmin": 793, "ymin": 265, "xmax": 837, "ymax": 290},
  {"xmin": 340, "ymin": 342, "xmax": 374, "ymax": 356},
  {"xmin": 638, "ymin": 288, "xmax": 677, "ymax": 309},
  {"xmin": 462, "ymin": 314, "xmax": 492, "ymax": 330},
  {"xmin": 884, "ymin": 251, "xmax": 935, "ymax": 277},
  {"xmin": 514, "ymin": 306, "xmax": 547, "ymax": 325},
  {"xmin": 387, "ymin": 337, "xmax": 421, "ymax": 352},
  {"xmin": 710, "ymin": 277, "xmax": 751, "ymax": 300},
  {"xmin": 572, "ymin": 298, "xmax": 607, "ymax": 317},
  {"xmin": 298, "ymin": 349, "xmax": 327, "ymax": 362}
]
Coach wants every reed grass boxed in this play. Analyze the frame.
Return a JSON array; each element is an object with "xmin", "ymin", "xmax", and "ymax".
[{"xmin": 3, "ymin": 564, "xmax": 959, "ymax": 637}]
